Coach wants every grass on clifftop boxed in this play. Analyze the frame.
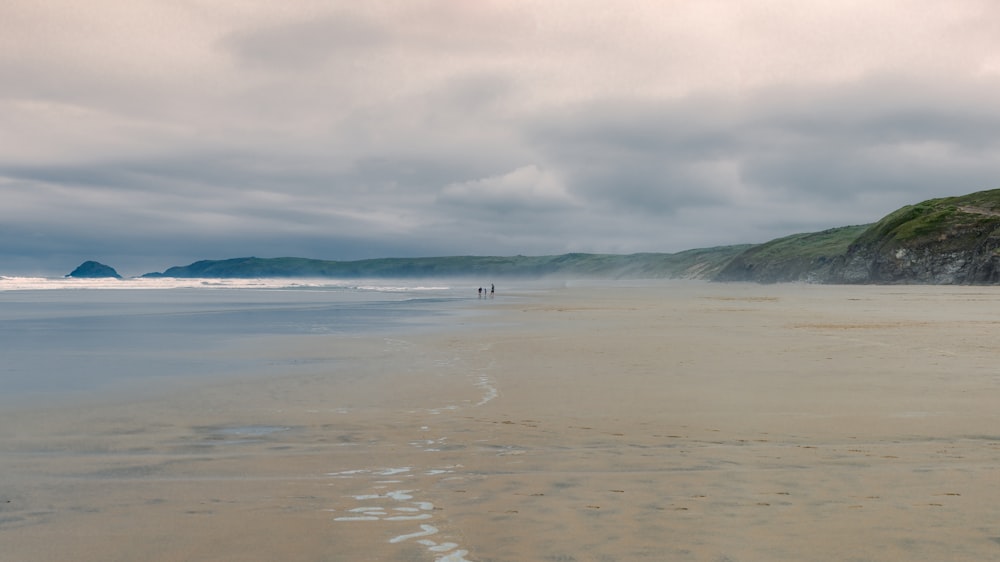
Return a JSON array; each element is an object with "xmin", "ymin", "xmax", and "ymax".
[
  {"xmin": 857, "ymin": 188, "xmax": 1000, "ymax": 245},
  {"xmin": 738, "ymin": 225, "xmax": 869, "ymax": 263},
  {"xmin": 149, "ymin": 249, "xmax": 751, "ymax": 279}
]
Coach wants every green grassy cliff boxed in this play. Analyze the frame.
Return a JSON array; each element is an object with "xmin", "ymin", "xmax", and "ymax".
[
  {"xmin": 142, "ymin": 247, "xmax": 750, "ymax": 280},
  {"xmin": 714, "ymin": 188, "xmax": 1000, "ymax": 284},
  {"xmin": 713, "ymin": 225, "xmax": 869, "ymax": 283},
  {"xmin": 137, "ymin": 188, "xmax": 1000, "ymax": 284},
  {"xmin": 828, "ymin": 189, "xmax": 1000, "ymax": 284}
]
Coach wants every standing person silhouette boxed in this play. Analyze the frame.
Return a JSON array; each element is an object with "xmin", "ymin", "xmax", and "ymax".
[{"xmin": 490, "ymin": 283, "xmax": 494, "ymax": 297}]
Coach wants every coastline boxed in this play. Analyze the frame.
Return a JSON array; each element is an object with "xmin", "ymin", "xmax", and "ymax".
[{"xmin": 3, "ymin": 281, "xmax": 1000, "ymax": 560}]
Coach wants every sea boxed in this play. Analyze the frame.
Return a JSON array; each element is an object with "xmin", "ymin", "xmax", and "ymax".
[{"xmin": 0, "ymin": 276, "xmax": 507, "ymax": 410}]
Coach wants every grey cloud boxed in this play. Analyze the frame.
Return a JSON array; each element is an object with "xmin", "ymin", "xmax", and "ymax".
[
  {"xmin": 218, "ymin": 2, "xmax": 526, "ymax": 74},
  {"xmin": 532, "ymin": 97, "xmax": 739, "ymax": 158},
  {"xmin": 527, "ymin": 100, "xmax": 745, "ymax": 215},
  {"xmin": 0, "ymin": 173, "xmax": 463, "ymax": 276},
  {"xmin": 220, "ymin": 12, "xmax": 391, "ymax": 70},
  {"xmin": 7, "ymin": 3, "xmax": 1000, "ymax": 276},
  {"xmin": 422, "ymin": 72, "xmax": 518, "ymax": 124},
  {"xmin": 525, "ymin": 74, "xmax": 1000, "ymax": 228},
  {"xmin": 745, "ymin": 75, "xmax": 1000, "ymax": 148},
  {"xmin": 436, "ymin": 165, "xmax": 576, "ymax": 221},
  {"xmin": 737, "ymin": 77, "xmax": 1000, "ymax": 205}
]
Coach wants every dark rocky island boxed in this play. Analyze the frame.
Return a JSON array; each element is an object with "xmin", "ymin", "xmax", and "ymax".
[{"xmin": 67, "ymin": 261, "xmax": 122, "ymax": 279}]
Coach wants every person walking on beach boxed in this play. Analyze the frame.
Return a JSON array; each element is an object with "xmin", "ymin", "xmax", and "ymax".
[
  {"xmin": 478, "ymin": 287, "xmax": 483, "ymax": 298},
  {"xmin": 490, "ymin": 283, "xmax": 495, "ymax": 297}
]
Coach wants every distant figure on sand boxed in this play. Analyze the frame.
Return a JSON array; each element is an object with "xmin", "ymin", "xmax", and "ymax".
[
  {"xmin": 491, "ymin": 284, "xmax": 495, "ymax": 297},
  {"xmin": 478, "ymin": 287, "xmax": 483, "ymax": 298}
]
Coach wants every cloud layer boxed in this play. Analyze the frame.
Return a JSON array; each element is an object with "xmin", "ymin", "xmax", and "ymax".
[{"xmin": 3, "ymin": 1, "xmax": 1000, "ymax": 275}]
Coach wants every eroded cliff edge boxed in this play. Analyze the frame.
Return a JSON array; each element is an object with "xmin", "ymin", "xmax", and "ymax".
[{"xmin": 715, "ymin": 189, "xmax": 1000, "ymax": 284}]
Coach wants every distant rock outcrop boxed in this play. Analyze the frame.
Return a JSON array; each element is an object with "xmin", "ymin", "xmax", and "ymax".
[{"xmin": 67, "ymin": 261, "xmax": 122, "ymax": 279}]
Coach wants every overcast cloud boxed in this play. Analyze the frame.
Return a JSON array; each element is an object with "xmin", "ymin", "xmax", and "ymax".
[{"xmin": 3, "ymin": 0, "xmax": 1000, "ymax": 275}]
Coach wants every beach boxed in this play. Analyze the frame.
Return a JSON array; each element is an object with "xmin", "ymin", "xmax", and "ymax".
[{"xmin": 3, "ymin": 281, "xmax": 1000, "ymax": 561}]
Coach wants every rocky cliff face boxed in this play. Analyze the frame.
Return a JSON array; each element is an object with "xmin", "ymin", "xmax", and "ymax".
[
  {"xmin": 827, "ymin": 198, "xmax": 1000, "ymax": 284},
  {"xmin": 713, "ymin": 250, "xmax": 832, "ymax": 284},
  {"xmin": 712, "ymin": 189, "xmax": 1000, "ymax": 285}
]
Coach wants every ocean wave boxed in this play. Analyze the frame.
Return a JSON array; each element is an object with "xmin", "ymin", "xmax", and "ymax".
[{"xmin": 0, "ymin": 276, "xmax": 454, "ymax": 293}]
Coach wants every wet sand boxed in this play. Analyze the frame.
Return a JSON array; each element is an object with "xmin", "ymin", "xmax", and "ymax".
[{"xmin": 3, "ymin": 282, "xmax": 1000, "ymax": 561}]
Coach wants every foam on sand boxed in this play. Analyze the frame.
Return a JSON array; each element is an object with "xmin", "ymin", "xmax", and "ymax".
[{"xmin": 330, "ymin": 465, "xmax": 473, "ymax": 560}]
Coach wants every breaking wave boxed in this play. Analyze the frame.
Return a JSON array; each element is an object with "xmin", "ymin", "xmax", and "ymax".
[{"xmin": 0, "ymin": 276, "xmax": 454, "ymax": 293}]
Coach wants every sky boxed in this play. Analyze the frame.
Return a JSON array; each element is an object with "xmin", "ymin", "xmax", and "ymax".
[{"xmin": 3, "ymin": 1, "xmax": 1000, "ymax": 276}]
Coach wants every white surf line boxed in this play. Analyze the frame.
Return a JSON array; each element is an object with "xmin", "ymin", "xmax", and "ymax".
[
  {"xmin": 384, "ymin": 513, "xmax": 433, "ymax": 521},
  {"xmin": 474, "ymin": 372, "xmax": 498, "ymax": 406},
  {"xmin": 427, "ymin": 404, "xmax": 460, "ymax": 415},
  {"xmin": 417, "ymin": 347, "xmax": 500, "ymax": 416},
  {"xmin": 382, "ymin": 338, "xmax": 414, "ymax": 349},
  {"xmin": 376, "ymin": 467, "xmax": 412, "ymax": 476},
  {"xmin": 410, "ymin": 436, "xmax": 449, "ymax": 452},
  {"xmin": 437, "ymin": 550, "xmax": 473, "ymax": 562},
  {"xmin": 327, "ymin": 467, "xmax": 412, "ymax": 479},
  {"xmin": 421, "ymin": 539, "xmax": 459, "ymax": 551},
  {"xmin": 331, "ymin": 487, "xmax": 430, "ymax": 522},
  {"xmin": 389, "ymin": 524, "xmax": 439, "ymax": 544},
  {"xmin": 472, "ymin": 350, "xmax": 498, "ymax": 407},
  {"xmin": 329, "ymin": 465, "xmax": 474, "ymax": 560}
]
